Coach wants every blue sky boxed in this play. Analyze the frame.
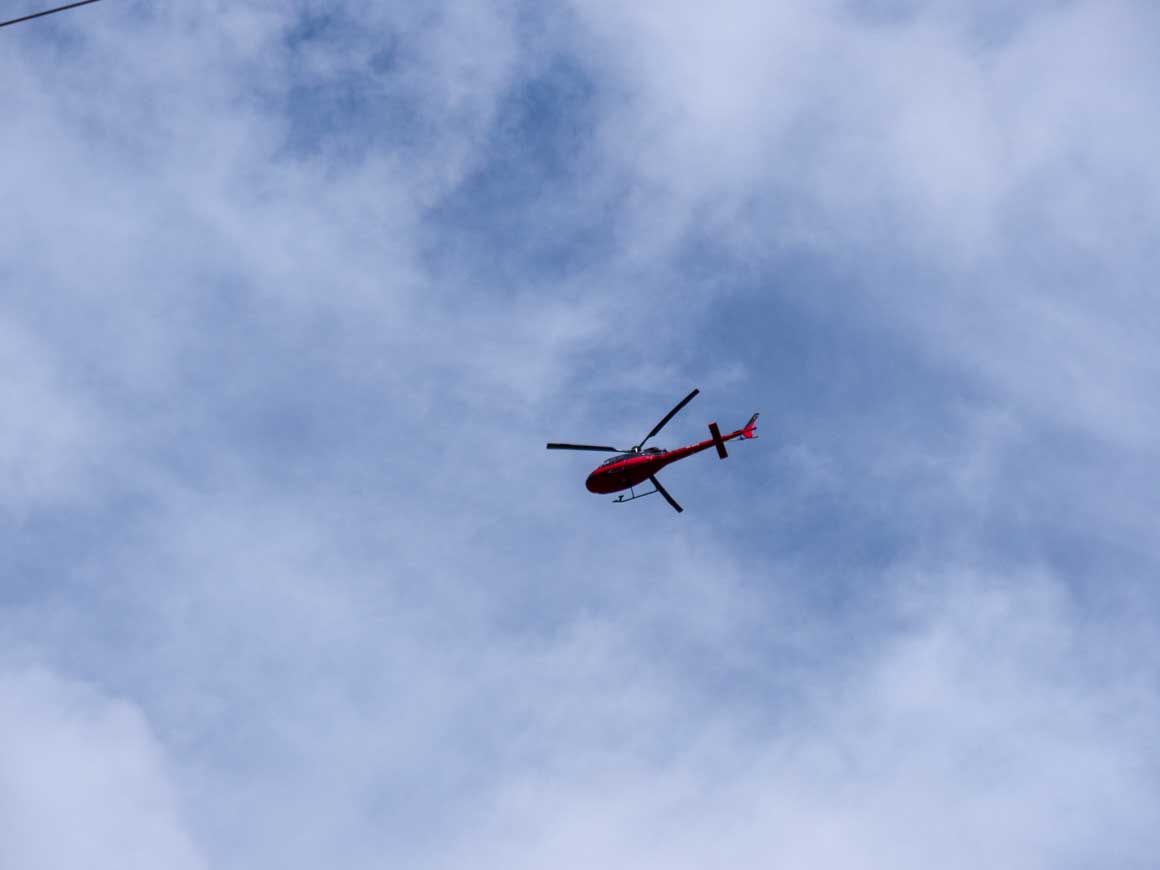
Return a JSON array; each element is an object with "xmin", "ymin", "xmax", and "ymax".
[{"xmin": 3, "ymin": 1, "xmax": 1159, "ymax": 867}]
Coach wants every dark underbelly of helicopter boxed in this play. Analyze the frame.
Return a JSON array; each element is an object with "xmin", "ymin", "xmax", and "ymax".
[{"xmin": 586, "ymin": 460, "xmax": 661, "ymax": 494}]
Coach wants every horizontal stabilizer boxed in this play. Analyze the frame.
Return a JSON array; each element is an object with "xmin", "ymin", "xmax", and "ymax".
[{"xmin": 708, "ymin": 421, "xmax": 728, "ymax": 459}]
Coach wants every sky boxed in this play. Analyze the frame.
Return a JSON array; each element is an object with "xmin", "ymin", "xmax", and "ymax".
[{"xmin": 2, "ymin": 1, "xmax": 1159, "ymax": 867}]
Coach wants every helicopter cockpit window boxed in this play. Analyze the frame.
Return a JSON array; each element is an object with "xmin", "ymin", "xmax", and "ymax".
[{"xmin": 601, "ymin": 454, "xmax": 631, "ymax": 466}]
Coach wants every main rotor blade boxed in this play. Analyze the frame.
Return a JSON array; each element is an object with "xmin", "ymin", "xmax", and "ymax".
[
  {"xmin": 636, "ymin": 388, "xmax": 699, "ymax": 450},
  {"xmin": 649, "ymin": 475, "xmax": 683, "ymax": 513},
  {"xmin": 546, "ymin": 442, "xmax": 621, "ymax": 452}
]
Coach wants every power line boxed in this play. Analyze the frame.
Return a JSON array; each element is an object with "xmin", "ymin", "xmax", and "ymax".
[{"xmin": 0, "ymin": 0, "xmax": 104, "ymax": 29}]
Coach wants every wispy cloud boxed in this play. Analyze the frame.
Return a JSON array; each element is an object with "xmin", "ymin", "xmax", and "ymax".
[{"xmin": 2, "ymin": 1, "xmax": 1158, "ymax": 867}]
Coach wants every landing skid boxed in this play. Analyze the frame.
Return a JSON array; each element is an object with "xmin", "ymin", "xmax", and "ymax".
[
  {"xmin": 612, "ymin": 476, "xmax": 683, "ymax": 513},
  {"xmin": 612, "ymin": 484, "xmax": 657, "ymax": 504}
]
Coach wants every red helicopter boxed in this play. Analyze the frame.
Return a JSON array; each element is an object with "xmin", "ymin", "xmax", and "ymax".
[{"xmin": 547, "ymin": 388, "xmax": 758, "ymax": 512}]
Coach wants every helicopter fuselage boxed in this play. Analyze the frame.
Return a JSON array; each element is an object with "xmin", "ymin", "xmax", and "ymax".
[{"xmin": 585, "ymin": 429, "xmax": 744, "ymax": 494}]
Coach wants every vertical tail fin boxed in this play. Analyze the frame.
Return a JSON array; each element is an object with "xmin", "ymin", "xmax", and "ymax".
[{"xmin": 741, "ymin": 413, "xmax": 759, "ymax": 439}]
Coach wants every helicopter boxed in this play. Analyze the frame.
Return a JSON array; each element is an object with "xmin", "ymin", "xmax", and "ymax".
[{"xmin": 546, "ymin": 388, "xmax": 758, "ymax": 513}]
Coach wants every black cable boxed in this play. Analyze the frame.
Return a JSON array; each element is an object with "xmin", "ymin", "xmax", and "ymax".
[{"xmin": 0, "ymin": 0, "xmax": 104, "ymax": 29}]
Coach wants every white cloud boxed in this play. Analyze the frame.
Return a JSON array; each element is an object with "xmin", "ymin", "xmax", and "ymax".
[
  {"xmin": 0, "ymin": 667, "xmax": 206, "ymax": 870},
  {"xmin": 571, "ymin": 1, "xmax": 1160, "ymax": 258},
  {"xmin": 434, "ymin": 568, "xmax": 1160, "ymax": 870},
  {"xmin": 0, "ymin": 319, "xmax": 111, "ymax": 511},
  {"xmin": 2, "ymin": 2, "xmax": 1159, "ymax": 868}
]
